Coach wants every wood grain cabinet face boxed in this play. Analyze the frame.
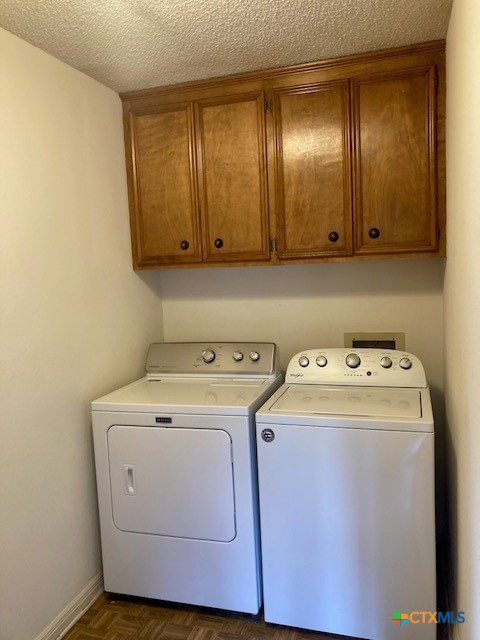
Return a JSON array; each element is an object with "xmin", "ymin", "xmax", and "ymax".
[
  {"xmin": 128, "ymin": 104, "xmax": 201, "ymax": 266},
  {"xmin": 272, "ymin": 81, "xmax": 353, "ymax": 259},
  {"xmin": 122, "ymin": 42, "xmax": 445, "ymax": 269},
  {"xmin": 352, "ymin": 67, "xmax": 438, "ymax": 254},
  {"xmin": 196, "ymin": 92, "xmax": 270, "ymax": 263}
]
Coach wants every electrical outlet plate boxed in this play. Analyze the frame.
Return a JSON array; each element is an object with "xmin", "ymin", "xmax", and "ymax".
[{"xmin": 343, "ymin": 332, "xmax": 405, "ymax": 351}]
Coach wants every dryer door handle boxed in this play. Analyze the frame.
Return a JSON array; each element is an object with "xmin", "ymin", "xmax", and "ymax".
[{"xmin": 123, "ymin": 464, "xmax": 136, "ymax": 495}]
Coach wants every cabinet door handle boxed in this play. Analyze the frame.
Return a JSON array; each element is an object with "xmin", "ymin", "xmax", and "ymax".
[
  {"xmin": 328, "ymin": 231, "xmax": 339, "ymax": 243},
  {"xmin": 368, "ymin": 227, "xmax": 380, "ymax": 239},
  {"xmin": 180, "ymin": 240, "xmax": 189, "ymax": 250},
  {"xmin": 214, "ymin": 238, "xmax": 224, "ymax": 249}
]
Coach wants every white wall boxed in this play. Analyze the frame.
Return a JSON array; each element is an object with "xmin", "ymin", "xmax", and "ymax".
[
  {"xmin": 0, "ymin": 29, "xmax": 163, "ymax": 640},
  {"xmin": 445, "ymin": 1, "xmax": 480, "ymax": 636},
  {"xmin": 161, "ymin": 258, "xmax": 445, "ymax": 406}
]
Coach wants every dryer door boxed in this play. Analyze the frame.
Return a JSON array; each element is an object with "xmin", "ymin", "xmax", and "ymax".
[{"xmin": 107, "ymin": 426, "xmax": 236, "ymax": 542}]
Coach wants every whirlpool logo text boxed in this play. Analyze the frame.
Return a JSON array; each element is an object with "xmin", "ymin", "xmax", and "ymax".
[{"xmin": 390, "ymin": 610, "xmax": 465, "ymax": 626}]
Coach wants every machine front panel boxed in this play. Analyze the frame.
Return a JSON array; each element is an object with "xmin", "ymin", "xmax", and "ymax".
[
  {"xmin": 108, "ymin": 425, "xmax": 236, "ymax": 541},
  {"xmin": 256, "ymin": 421, "xmax": 436, "ymax": 639}
]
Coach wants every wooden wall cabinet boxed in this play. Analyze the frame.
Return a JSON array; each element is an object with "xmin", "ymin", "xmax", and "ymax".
[
  {"xmin": 270, "ymin": 79, "xmax": 353, "ymax": 260},
  {"xmin": 352, "ymin": 67, "xmax": 439, "ymax": 255},
  {"xmin": 124, "ymin": 84, "xmax": 270, "ymax": 267},
  {"xmin": 127, "ymin": 102, "xmax": 201, "ymax": 265},
  {"xmin": 122, "ymin": 41, "xmax": 445, "ymax": 269},
  {"xmin": 196, "ymin": 91, "xmax": 270, "ymax": 264}
]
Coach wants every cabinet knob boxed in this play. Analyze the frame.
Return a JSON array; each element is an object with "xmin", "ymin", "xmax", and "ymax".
[
  {"xmin": 214, "ymin": 238, "xmax": 224, "ymax": 249},
  {"xmin": 368, "ymin": 227, "xmax": 380, "ymax": 239},
  {"xmin": 180, "ymin": 240, "xmax": 189, "ymax": 250},
  {"xmin": 328, "ymin": 231, "xmax": 339, "ymax": 243}
]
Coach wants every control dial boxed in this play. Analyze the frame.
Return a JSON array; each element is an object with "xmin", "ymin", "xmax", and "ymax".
[
  {"xmin": 201, "ymin": 348, "xmax": 216, "ymax": 363},
  {"xmin": 346, "ymin": 353, "xmax": 361, "ymax": 369},
  {"xmin": 399, "ymin": 357, "xmax": 413, "ymax": 370},
  {"xmin": 250, "ymin": 351, "xmax": 260, "ymax": 362},
  {"xmin": 380, "ymin": 356, "xmax": 392, "ymax": 369},
  {"xmin": 232, "ymin": 351, "xmax": 244, "ymax": 362},
  {"xmin": 316, "ymin": 356, "xmax": 328, "ymax": 367},
  {"xmin": 299, "ymin": 356, "xmax": 309, "ymax": 367}
]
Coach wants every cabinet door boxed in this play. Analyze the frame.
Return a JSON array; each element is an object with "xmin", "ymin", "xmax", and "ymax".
[
  {"xmin": 127, "ymin": 103, "xmax": 201, "ymax": 266},
  {"xmin": 272, "ymin": 80, "xmax": 352, "ymax": 259},
  {"xmin": 196, "ymin": 92, "xmax": 270, "ymax": 262},
  {"xmin": 352, "ymin": 67, "xmax": 438, "ymax": 254}
]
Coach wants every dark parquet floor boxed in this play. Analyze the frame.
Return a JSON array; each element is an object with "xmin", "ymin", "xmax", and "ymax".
[
  {"xmin": 63, "ymin": 592, "xmax": 448, "ymax": 640},
  {"xmin": 63, "ymin": 593, "xmax": 342, "ymax": 640}
]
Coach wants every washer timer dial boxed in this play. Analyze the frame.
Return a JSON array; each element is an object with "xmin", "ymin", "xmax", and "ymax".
[
  {"xmin": 400, "ymin": 357, "xmax": 413, "ymax": 370},
  {"xmin": 346, "ymin": 353, "xmax": 361, "ymax": 369},
  {"xmin": 201, "ymin": 349, "xmax": 216, "ymax": 363}
]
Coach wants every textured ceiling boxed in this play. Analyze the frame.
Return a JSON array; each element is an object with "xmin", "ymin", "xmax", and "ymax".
[{"xmin": 0, "ymin": 0, "xmax": 452, "ymax": 93}]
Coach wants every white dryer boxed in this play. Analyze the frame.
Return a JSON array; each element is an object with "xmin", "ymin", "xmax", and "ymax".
[
  {"xmin": 256, "ymin": 348, "xmax": 436, "ymax": 640},
  {"xmin": 92, "ymin": 342, "xmax": 282, "ymax": 614}
]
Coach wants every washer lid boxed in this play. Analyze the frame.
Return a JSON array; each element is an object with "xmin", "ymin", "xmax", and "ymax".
[{"xmin": 269, "ymin": 385, "xmax": 422, "ymax": 418}]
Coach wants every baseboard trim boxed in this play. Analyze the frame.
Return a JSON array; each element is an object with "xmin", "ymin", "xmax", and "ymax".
[{"xmin": 35, "ymin": 572, "xmax": 103, "ymax": 640}]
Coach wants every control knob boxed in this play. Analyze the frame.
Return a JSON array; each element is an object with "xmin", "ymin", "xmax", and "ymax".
[
  {"xmin": 380, "ymin": 356, "xmax": 392, "ymax": 369},
  {"xmin": 299, "ymin": 356, "xmax": 309, "ymax": 367},
  {"xmin": 346, "ymin": 353, "xmax": 361, "ymax": 369},
  {"xmin": 399, "ymin": 357, "xmax": 413, "ymax": 370},
  {"xmin": 250, "ymin": 351, "xmax": 260, "ymax": 362},
  {"xmin": 202, "ymin": 349, "xmax": 216, "ymax": 363},
  {"xmin": 232, "ymin": 351, "xmax": 244, "ymax": 362},
  {"xmin": 316, "ymin": 356, "xmax": 328, "ymax": 367}
]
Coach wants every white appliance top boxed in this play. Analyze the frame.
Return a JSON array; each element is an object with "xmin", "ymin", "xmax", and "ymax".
[
  {"xmin": 256, "ymin": 348, "xmax": 433, "ymax": 432},
  {"xmin": 270, "ymin": 385, "xmax": 422, "ymax": 418},
  {"xmin": 92, "ymin": 342, "xmax": 282, "ymax": 415},
  {"xmin": 92, "ymin": 376, "xmax": 282, "ymax": 415},
  {"xmin": 285, "ymin": 348, "xmax": 427, "ymax": 387}
]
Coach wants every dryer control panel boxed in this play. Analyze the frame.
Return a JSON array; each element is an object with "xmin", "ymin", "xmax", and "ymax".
[
  {"xmin": 146, "ymin": 342, "xmax": 279, "ymax": 378},
  {"xmin": 286, "ymin": 349, "xmax": 427, "ymax": 388}
]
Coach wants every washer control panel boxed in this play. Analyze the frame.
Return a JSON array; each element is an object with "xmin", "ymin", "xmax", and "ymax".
[
  {"xmin": 286, "ymin": 349, "xmax": 426, "ymax": 388},
  {"xmin": 146, "ymin": 342, "xmax": 279, "ymax": 377}
]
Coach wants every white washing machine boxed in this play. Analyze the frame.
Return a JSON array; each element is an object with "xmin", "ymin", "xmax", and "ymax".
[
  {"xmin": 92, "ymin": 342, "xmax": 282, "ymax": 614},
  {"xmin": 256, "ymin": 348, "xmax": 436, "ymax": 640}
]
